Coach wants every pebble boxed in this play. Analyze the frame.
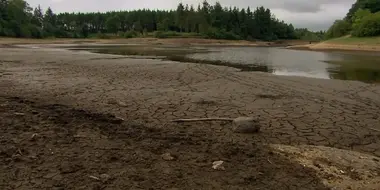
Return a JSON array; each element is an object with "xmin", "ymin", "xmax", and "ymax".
[
  {"xmin": 30, "ymin": 133, "xmax": 39, "ymax": 141},
  {"xmin": 232, "ymin": 117, "xmax": 260, "ymax": 134},
  {"xmin": 212, "ymin": 161, "xmax": 225, "ymax": 171},
  {"xmin": 161, "ymin": 153, "xmax": 175, "ymax": 161},
  {"xmin": 118, "ymin": 101, "xmax": 128, "ymax": 107}
]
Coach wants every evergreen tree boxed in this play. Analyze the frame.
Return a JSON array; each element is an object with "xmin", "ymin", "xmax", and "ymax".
[
  {"xmin": 0, "ymin": 0, "xmax": 306, "ymax": 40},
  {"xmin": 175, "ymin": 3, "xmax": 185, "ymax": 32}
]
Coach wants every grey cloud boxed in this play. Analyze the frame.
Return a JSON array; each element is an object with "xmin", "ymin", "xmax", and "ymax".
[
  {"xmin": 272, "ymin": 0, "xmax": 354, "ymax": 13},
  {"xmin": 279, "ymin": 1, "xmax": 322, "ymax": 13},
  {"xmin": 26, "ymin": 0, "xmax": 356, "ymax": 31}
]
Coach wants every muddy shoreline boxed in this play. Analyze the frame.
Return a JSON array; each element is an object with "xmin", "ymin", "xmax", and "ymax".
[
  {"xmin": 1, "ymin": 47, "xmax": 380, "ymax": 189},
  {"xmin": 287, "ymin": 43, "xmax": 380, "ymax": 53},
  {"xmin": 0, "ymin": 37, "xmax": 313, "ymax": 48}
]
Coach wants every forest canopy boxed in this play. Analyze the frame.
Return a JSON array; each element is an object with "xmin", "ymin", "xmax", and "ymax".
[
  {"xmin": 325, "ymin": 0, "xmax": 380, "ymax": 39},
  {"xmin": 0, "ymin": 0, "xmax": 321, "ymax": 41}
]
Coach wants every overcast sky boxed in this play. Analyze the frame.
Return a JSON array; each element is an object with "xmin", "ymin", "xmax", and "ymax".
[{"xmin": 26, "ymin": 0, "xmax": 355, "ymax": 31}]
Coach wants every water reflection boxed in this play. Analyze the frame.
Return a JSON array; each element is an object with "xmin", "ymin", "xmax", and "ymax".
[
  {"xmin": 70, "ymin": 45, "xmax": 380, "ymax": 83},
  {"xmin": 322, "ymin": 51, "xmax": 380, "ymax": 83},
  {"xmin": 189, "ymin": 47, "xmax": 380, "ymax": 83}
]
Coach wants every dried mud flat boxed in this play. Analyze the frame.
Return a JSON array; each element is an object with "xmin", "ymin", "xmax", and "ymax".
[{"xmin": 1, "ymin": 47, "xmax": 380, "ymax": 190}]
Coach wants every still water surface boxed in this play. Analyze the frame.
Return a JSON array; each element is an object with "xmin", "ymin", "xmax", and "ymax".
[
  {"xmin": 73, "ymin": 45, "xmax": 380, "ymax": 83},
  {"xmin": 189, "ymin": 47, "xmax": 380, "ymax": 83}
]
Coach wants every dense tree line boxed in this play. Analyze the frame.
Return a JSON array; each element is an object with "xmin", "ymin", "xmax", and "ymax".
[
  {"xmin": 0, "ymin": 0, "xmax": 321, "ymax": 41},
  {"xmin": 326, "ymin": 0, "xmax": 380, "ymax": 38}
]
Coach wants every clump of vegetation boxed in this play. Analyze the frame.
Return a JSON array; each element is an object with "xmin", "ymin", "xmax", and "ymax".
[
  {"xmin": 154, "ymin": 31, "xmax": 177, "ymax": 39},
  {"xmin": 154, "ymin": 31, "xmax": 203, "ymax": 39},
  {"xmin": 204, "ymin": 28, "xmax": 241, "ymax": 40},
  {"xmin": 124, "ymin": 30, "xmax": 139, "ymax": 38},
  {"xmin": 95, "ymin": 32, "xmax": 111, "ymax": 39},
  {"xmin": 294, "ymin": 28, "xmax": 325, "ymax": 41},
  {"xmin": 352, "ymin": 11, "xmax": 380, "ymax": 37},
  {"xmin": 325, "ymin": 20, "xmax": 351, "ymax": 39}
]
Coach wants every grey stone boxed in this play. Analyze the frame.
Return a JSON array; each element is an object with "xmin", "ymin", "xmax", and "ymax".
[{"xmin": 232, "ymin": 117, "xmax": 260, "ymax": 134}]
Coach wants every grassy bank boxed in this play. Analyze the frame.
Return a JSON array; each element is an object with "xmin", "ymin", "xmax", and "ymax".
[
  {"xmin": 323, "ymin": 36, "xmax": 380, "ymax": 45},
  {"xmin": 287, "ymin": 35, "xmax": 380, "ymax": 52}
]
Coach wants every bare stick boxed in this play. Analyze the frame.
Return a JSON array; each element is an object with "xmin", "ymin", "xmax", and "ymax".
[
  {"xmin": 89, "ymin": 175, "xmax": 100, "ymax": 181},
  {"xmin": 171, "ymin": 118, "xmax": 233, "ymax": 122}
]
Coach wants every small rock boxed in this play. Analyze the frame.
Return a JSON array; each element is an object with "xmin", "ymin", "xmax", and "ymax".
[
  {"xmin": 30, "ymin": 133, "xmax": 39, "ymax": 141},
  {"xmin": 100, "ymin": 174, "xmax": 111, "ymax": 183},
  {"xmin": 232, "ymin": 117, "xmax": 260, "ymax": 134},
  {"xmin": 162, "ymin": 153, "xmax": 175, "ymax": 161},
  {"xmin": 117, "ymin": 101, "xmax": 127, "ymax": 107},
  {"xmin": 14, "ymin": 112, "xmax": 25, "ymax": 116},
  {"xmin": 212, "ymin": 161, "xmax": 225, "ymax": 171}
]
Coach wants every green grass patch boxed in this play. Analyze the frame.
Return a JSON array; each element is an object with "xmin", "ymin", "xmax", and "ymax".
[{"xmin": 324, "ymin": 35, "xmax": 380, "ymax": 45}]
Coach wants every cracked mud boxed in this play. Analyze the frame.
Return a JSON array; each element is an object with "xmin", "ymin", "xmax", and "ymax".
[{"xmin": 1, "ymin": 47, "xmax": 380, "ymax": 189}]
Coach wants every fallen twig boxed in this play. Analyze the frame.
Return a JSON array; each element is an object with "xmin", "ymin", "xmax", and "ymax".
[{"xmin": 89, "ymin": 175, "xmax": 100, "ymax": 181}]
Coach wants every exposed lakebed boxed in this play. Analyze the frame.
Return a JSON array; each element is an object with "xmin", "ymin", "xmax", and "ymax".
[{"xmin": 69, "ymin": 45, "xmax": 380, "ymax": 83}]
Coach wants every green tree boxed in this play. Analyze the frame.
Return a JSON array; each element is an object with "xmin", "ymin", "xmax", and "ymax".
[
  {"xmin": 0, "ymin": 0, "xmax": 303, "ymax": 40},
  {"xmin": 346, "ymin": 0, "xmax": 380, "ymax": 22},
  {"xmin": 105, "ymin": 15, "xmax": 119, "ymax": 33},
  {"xmin": 43, "ymin": 7, "xmax": 57, "ymax": 36},
  {"xmin": 188, "ymin": 5, "xmax": 197, "ymax": 32},
  {"xmin": 253, "ymin": 7, "xmax": 273, "ymax": 40},
  {"xmin": 133, "ymin": 21, "xmax": 142, "ymax": 34},
  {"xmin": 325, "ymin": 20, "xmax": 351, "ymax": 39},
  {"xmin": 32, "ymin": 5, "xmax": 43, "ymax": 27},
  {"xmin": 157, "ymin": 18, "xmax": 170, "ymax": 31},
  {"xmin": 210, "ymin": 1, "xmax": 223, "ymax": 29},
  {"xmin": 175, "ymin": 3, "xmax": 185, "ymax": 32},
  {"xmin": 352, "ymin": 12, "xmax": 380, "ymax": 37}
]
